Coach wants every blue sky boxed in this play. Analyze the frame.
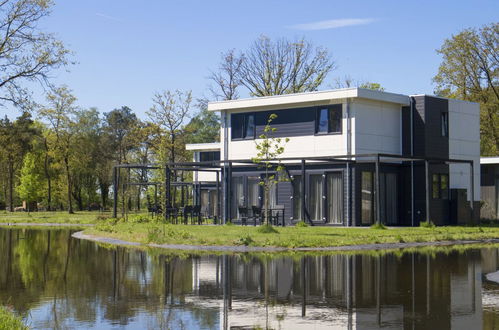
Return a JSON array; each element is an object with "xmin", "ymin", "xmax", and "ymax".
[{"xmin": 2, "ymin": 0, "xmax": 498, "ymax": 119}]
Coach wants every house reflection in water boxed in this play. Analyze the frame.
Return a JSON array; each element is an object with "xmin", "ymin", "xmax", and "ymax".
[{"xmin": 188, "ymin": 251, "xmax": 484, "ymax": 329}]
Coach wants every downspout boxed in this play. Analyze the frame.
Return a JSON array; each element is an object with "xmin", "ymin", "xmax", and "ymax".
[
  {"xmin": 346, "ymin": 99, "xmax": 352, "ymax": 226},
  {"xmin": 410, "ymin": 97, "xmax": 415, "ymax": 227}
]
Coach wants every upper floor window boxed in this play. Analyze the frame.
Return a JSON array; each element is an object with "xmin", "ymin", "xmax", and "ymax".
[
  {"xmin": 315, "ymin": 105, "xmax": 342, "ymax": 134},
  {"xmin": 441, "ymin": 112, "xmax": 449, "ymax": 137},
  {"xmin": 232, "ymin": 113, "xmax": 255, "ymax": 140},
  {"xmin": 199, "ymin": 151, "xmax": 220, "ymax": 162}
]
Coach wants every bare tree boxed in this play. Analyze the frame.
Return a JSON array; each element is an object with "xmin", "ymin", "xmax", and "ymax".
[
  {"xmin": 210, "ymin": 36, "xmax": 335, "ymax": 98},
  {"xmin": 0, "ymin": 0, "xmax": 71, "ymax": 109},
  {"xmin": 209, "ymin": 49, "xmax": 244, "ymax": 100}
]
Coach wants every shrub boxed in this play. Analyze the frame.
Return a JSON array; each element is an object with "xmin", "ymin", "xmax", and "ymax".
[
  {"xmin": 0, "ymin": 306, "xmax": 27, "ymax": 330},
  {"xmin": 224, "ymin": 221, "xmax": 234, "ymax": 226},
  {"xmin": 234, "ymin": 234, "xmax": 254, "ymax": 246},
  {"xmin": 257, "ymin": 224, "xmax": 279, "ymax": 234},
  {"xmin": 96, "ymin": 214, "xmax": 110, "ymax": 221},
  {"xmin": 127, "ymin": 214, "xmax": 151, "ymax": 224},
  {"xmin": 370, "ymin": 222, "xmax": 387, "ymax": 230},
  {"xmin": 295, "ymin": 221, "xmax": 308, "ymax": 227},
  {"xmin": 420, "ymin": 221, "xmax": 435, "ymax": 228},
  {"xmin": 147, "ymin": 225, "xmax": 192, "ymax": 244}
]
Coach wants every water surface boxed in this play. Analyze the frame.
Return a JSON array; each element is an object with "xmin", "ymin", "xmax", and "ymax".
[{"xmin": 1, "ymin": 228, "xmax": 499, "ymax": 329}]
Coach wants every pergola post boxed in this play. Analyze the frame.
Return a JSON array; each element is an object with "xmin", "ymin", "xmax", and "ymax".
[
  {"xmin": 301, "ymin": 160, "xmax": 309, "ymax": 225},
  {"xmin": 227, "ymin": 161, "xmax": 232, "ymax": 223},
  {"xmin": 113, "ymin": 166, "xmax": 118, "ymax": 218},
  {"xmin": 216, "ymin": 171, "xmax": 220, "ymax": 225},
  {"xmin": 375, "ymin": 155, "xmax": 381, "ymax": 225},
  {"xmin": 470, "ymin": 161, "xmax": 475, "ymax": 222},
  {"xmin": 425, "ymin": 160, "xmax": 430, "ymax": 223},
  {"xmin": 164, "ymin": 166, "xmax": 171, "ymax": 222}
]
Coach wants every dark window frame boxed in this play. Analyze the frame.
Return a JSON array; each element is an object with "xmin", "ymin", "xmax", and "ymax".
[
  {"xmin": 231, "ymin": 113, "xmax": 255, "ymax": 140},
  {"xmin": 199, "ymin": 151, "xmax": 220, "ymax": 162},
  {"xmin": 315, "ymin": 105, "xmax": 342, "ymax": 135},
  {"xmin": 441, "ymin": 112, "xmax": 449, "ymax": 137},
  {"xmin": 432, "ymin": 173, "xmax": 449, "ymax": 200}
]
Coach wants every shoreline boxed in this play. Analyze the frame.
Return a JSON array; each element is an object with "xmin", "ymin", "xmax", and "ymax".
[
  {"xmin": 0, "ymin": 222, "xmax": 95, "ymax": 227},
  {"xmin": 72, "ymin": 230, "xmax": 499, "ymax": 253}
]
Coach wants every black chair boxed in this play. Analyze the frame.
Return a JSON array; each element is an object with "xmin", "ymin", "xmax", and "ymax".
[
  {"xmin": 271, "ymin": 205, "xmax": 285, "ymax": 226},
  {"xmin": 238, "ymin": 206, "xmax": 249, "ymax": 226},
  {"xmin": 182, "ymin": 205, "xmax": 192, "ymax": 224},
  {"xmin": 251, "ymin": 206, "xmax": 262, "ymax": 226},
  {"xmin": 193, "ymin": 205, "xmax": 202, "ymax": 225}
]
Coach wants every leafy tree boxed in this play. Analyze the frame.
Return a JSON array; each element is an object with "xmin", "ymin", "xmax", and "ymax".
[
  {"xmin": 184, "ymin": 105, "xmax": 220, "ymax": 144},
  {"xmin": 252, "ymin": 114, "xmax": 289, "ymax": 225},
  {"xmin": 38, "ymin": 86, "xmax": 78, "ymax": 213},
  {"xmin": 434, "ymin": 23, "xmax": 498, "ymax": 155},
  {"xmin": 211, "ymin": 36, "xmax": 335, "ymax": 98},
  {"xmin": 333, "ymin": 75, "xmax": 385, "ymax": 91},
  {"xmin": 0, "ymin": 112, "xmax": 38, "ymax": 211},
  {"xmin": 103, "ymin": 106, "xmax": 138, "ymax": 164},
  {"xmin": 0, "ymin": 0, "xmax": 71, "ymax": 109},
  {"xmin": 16, "ymin": 152, "xmax": 44, "ymax": 212},
  {"xmin": 147, "ymin": 90, "xmax": 192, "ymax": 164}
]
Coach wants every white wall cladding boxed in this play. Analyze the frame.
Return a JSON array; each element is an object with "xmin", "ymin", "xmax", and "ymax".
[
  {"xmin": 448, "ymin": 99, "xmax": 480, "ymax": 201},
  {"xmin": 353, "ymin": 99, "xmax": 402, "ymax": 154}
]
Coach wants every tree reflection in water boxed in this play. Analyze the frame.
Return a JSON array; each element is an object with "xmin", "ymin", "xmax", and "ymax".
[{"xmin": 0, "ymin": 228, "xmax": 499, "ymax": 329}]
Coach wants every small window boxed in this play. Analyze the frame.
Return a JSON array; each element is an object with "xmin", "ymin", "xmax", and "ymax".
[
  {"xmin": 199, "ymin": 151, "xmax": 220, "ymax": 162},
  {"xmin": 315, "ymin": 105, "xmax": 342, "ymax": 134},
  {"xmin": 441, "ymin": 112, "xmax": 449, "ymax": 137},
  {"xmin": 432, "ymin": 174, "xmax": 440, "ymax": 199},
  {"xmin": 231, "ymin": 113, "xmax": 255, "ymax": 140},
  {"xmin": 440, "ymin": 174, "xmax": 449, "ymax": 200},
  {"xmin": 432, "ymin": 173, "xmax": 449, "ymax": 200}
]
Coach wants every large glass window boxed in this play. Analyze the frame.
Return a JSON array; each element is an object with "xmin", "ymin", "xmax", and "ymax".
[
  {"xmin": 231, "ymin": 176, "xmax": 244, "ymax": 219},
  {"xmin": 315, "ymin": 105, "xmax": 342, "ymax": 134},
  {"xmin": 380, "ymin": 173, "xmax": 398, "ymax": 225},
  {"xmin": 441, "ymin": 112, "xmax": 449, "ymax": 137},
  {"xmin": 327, "ymin": 172, "xmax": 343, "ymax": 224},
  {"xmin": 231, "ymin": 113, "xmax": 255, "ymax": 140},
  {"xmin": 247, "ymin": 177, "xmax": 260, "ymax": 208},
  {"xmin": 309, "ymin": 175, "xmax": 324, "ymax": 221},
  {"xmin": 292, "ymin": 175, "xmax": 303, "ymax": 220},
  {"xmin": 361, "ymin": 171, "xmax": 373, "ymax": 225}
]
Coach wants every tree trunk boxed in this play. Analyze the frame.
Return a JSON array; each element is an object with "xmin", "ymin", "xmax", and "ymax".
[
  {"xmin": 99, "ymin": 179, "xmax": 109, "ymax": 209},
  {"xmin": 44, "ymin": 138, "xmax": 52, "ymax": 211},
  {"xmin": 64, "ymin": 156, "xmax": 74, "ymax": 214},
  {"xmin": 8, "ymin": 159, "xmax": 13, "ymax": 212}
]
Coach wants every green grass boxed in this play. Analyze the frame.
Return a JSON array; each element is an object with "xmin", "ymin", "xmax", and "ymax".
[
  {"xmin": 0, "ymin": 306, "xmax": 27, "ymax": 330},
  {"xmin": 0, "ymin": 210, "xmax": 112, "ymax": 225},
  {"xmin": 83, "ymin": 218, "xmax": 499, "ymax": 249}
]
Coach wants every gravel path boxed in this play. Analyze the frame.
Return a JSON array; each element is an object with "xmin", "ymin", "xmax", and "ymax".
[
  {"xmin": 0, "ymin": 223, "xmax": 95, "ymax": 227},
  {"xmin": 72, "ymin": 231, "xmax": 499, "ymax": 253}
]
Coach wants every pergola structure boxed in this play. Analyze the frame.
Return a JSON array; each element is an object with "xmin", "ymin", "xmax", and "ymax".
[{"xmin": 112, "ymin": 153, "xmax": 475, "ymax": 226}]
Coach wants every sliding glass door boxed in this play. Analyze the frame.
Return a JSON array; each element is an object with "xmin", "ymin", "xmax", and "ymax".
[
  {"xmin": 361, "ymin": 171, "xmax": 374, "ymax": 225},
  {"xmin": 247, "ymin": 177, "xmax": 260, "ymax": 208},
  {"xmin": 231, "ymin": 176, "xmax": 244, "ymax": 219},
  {"xmin": 326, "ymin": 172, "xmax": 343, "ymax": 224},
  {"xmin": 292, "ymin": 175, "xmax": 303, "ymax": 220},
  {"xmin": 380, "ymin": 173, "xmax": 398, "ymax": 225},
  {"xmin": 309, "ymin": 174, "xmax": 324, "ymax": 221}
]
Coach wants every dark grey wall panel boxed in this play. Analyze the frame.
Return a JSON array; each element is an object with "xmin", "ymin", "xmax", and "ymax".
[{"xmin": 424, "ymin": 96, "xmax": 449, "ymax": 159}]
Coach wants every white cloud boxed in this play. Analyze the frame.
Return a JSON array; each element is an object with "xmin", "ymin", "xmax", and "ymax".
[
  {"xmin": 96, "ymin": 12, "xmax": 123, "ymax": 23},
  {"xmin": 289, "ymin": 18, "xmax": 376, "ymax": 31}
]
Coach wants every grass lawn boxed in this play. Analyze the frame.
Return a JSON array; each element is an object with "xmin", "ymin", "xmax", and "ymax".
[
  {"xmin": 0, "ymin": 210, "xmax": 110, "ymax": 224},
  {"xmin": 83, "ymin": 217, "xmax": 499, "ymax": 249},
  {"xmin": 0, "ymin": 306, "xmax": 27, "ymax": 330}
]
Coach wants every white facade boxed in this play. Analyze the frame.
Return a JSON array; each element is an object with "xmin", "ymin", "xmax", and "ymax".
[
  {"xmin": 448, "ymin": 99, "xmax": 481, "ymax": 201},
  {"xmin": 185, "ymin": 142, "xmax": 220, "ymax": 183}
]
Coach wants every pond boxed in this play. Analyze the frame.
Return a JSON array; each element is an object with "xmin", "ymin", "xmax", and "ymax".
[{"xmin": 1, "ymin": 228, "xmax": 499, "ymax": 329}]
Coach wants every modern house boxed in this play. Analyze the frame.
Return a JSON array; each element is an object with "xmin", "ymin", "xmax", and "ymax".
[{"xmin": 185, "ymin": 87, "xmax": 480, "ymax": 226}]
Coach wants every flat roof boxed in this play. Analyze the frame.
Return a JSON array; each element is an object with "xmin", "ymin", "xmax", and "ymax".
[
  {"xmin": 185, "ymin": 142, "xmax": 221, "ymax": 151},
  {"xmin": 481, "ymin": 157, "xmax": 499, "ymax": 165},
  {"xmin": 207, "ymin": 87, "xmax": 411, "ymax": 112}
]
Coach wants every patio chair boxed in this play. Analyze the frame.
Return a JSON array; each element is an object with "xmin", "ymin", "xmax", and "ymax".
[
  {"xmin": 182, "ymin": 205, "xmax": 192, "ymax": 225},
  {"xmin": 251, "ymin": 206, "xmax": 262, "ymax": 226},
  {"xmin": 192, "ymin": 205, "xmax": 202, "ymax": 225},
  {"xmin": 238, "ymin": 206, "xmax": 249, "ymax": 226}
]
